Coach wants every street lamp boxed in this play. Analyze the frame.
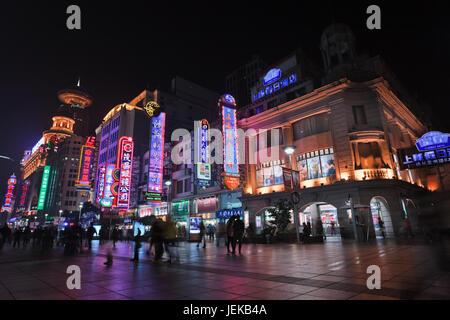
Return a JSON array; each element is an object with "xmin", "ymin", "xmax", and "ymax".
[
  {"xmin": 283, "ymin": 145, "xmax": 301, "ymax": 244},
  {"xmin": 164, "ymin": 180, "xmax": 172, "ymax": 217},
  {"xmin": 58, "ymin": 210, "xmax": 63, "ymax": 240},
  {"xmin": 79, "ymin": 203, "xmax": 83, "ymax": 222}
]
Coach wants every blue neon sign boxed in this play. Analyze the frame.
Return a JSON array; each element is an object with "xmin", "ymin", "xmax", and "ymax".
[
  {"xmin": 252, "ymin": 73, "xmax": 297, "ymax": 103},
  {"xmin": 263, "ymin": 69, "xmax": 281, "ymax": 86},
  {"xmin": 416, "ymin": 132, "xmax": 450, "ymax": 152}
]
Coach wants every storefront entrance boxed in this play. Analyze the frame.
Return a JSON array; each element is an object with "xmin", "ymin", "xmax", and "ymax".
[
  {"xmin": 370, "ymin": 196, "xmax": 394, "ymax": 238},
  {"xmin": 300, "ymin": 203, "xmax": 341, "ymax": 239}
]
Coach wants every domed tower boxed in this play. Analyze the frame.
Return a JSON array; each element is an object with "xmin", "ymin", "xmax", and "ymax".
[
  {"xmin": 42, "ymin": 116, "xmax": 75, "ymax": 145},
  {"xmin": 57, "ymin": 79, "xmax": 93, "ymax": 136},
  {"xmin": 320, "ymin": 23, "xmax": 356, "ymax": 75}
]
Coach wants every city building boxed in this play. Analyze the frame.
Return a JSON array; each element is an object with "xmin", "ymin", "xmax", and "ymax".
[{"xmin": 238, "ymin": 24, "xmax": 437, "ymax": 240}]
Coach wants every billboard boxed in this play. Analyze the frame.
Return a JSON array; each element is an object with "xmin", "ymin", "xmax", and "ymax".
[
  {"xmin": 117, "ymin": 137, "xmax": 134, "ymax": 209},
  {"xmin": 75, "ymin": 137, "xmax": 96, "ymax": 191},
  {"xmin": 2, "ymin": 174, "xmax": 17, "ymax": 212},
  {"xmin": 196, "ymin": 119, "xmax": 211, "ymax": 187},
  {"xmin": 95, "ymin": 165, "xmax": 106, "ymax": 204},
  {"xmin": 37, "ymin": 166, "xmax": 51, "ymax": 210},
  {"xmin": 148, "ymin": 112, "xmax": 166, "ymax": 197}
]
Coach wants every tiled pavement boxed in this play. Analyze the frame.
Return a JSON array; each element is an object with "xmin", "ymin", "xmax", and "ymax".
[{"xmin": 0, "ymin": 239, "xmax": 449, "ymax": 300}]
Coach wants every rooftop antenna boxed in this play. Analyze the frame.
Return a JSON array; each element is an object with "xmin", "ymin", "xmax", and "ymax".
[{"xmin": 77, "ymin": 77, "xmax": 81, "ymax": 87}]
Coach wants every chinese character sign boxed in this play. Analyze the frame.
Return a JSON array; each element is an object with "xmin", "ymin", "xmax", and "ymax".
[
  {"xmin": 18, "ymin": 179, "xmax": 30, "ymax": 209},
  {"xmin": 117, "ymin": 137, "xmax": 134, "ymax": 209},
  {"xmin": 104, "ymin": 164, "xmax": 116, "ymax": 203},
  {"xmin": 2, "ymin": 174, "xmax": 17, "ymax": 212},
  {"xmin": 76, "ymin": 140, "xmax": 95, "ymax": 189},
  {"xmin": 148, "ymin": 112, "xmax": 166, "ymax": 193},
  {"xmin": 37, "ymin": 166, "xmax": 51, "ymax": 210},
  {"xmin": 95, "ymin": 165, "xmax": 106, "ymax": 204},
  {"xmin": 398, "ymin": 147, "xmax": 450, "ymax": 170},
  {"xmin": 222, "ymin": 106, "xmax": 239, "ymax": 175}
]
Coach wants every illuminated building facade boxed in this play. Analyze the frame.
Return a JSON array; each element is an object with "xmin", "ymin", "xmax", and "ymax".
[{"xmin": 238, "ymin": 24, "xmax": 434, "ymax": 239}]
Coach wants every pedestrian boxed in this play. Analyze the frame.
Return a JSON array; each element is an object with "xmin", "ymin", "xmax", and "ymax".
[
  {"xmin": 232, "ymin": 215, "xmax": 245, "ymax": 255},
  {"xmin": 112, "ymin": 226, "xmax": 120, "ymax": 248},
  {"xmin": 22, "ymin": 226, "xmax": 31, "ymax": 248},
  {"xmin": 197, "ymin": 221, "xmax": 206, "ymax": 248},
  {"xmin": 215, "ymin": 221, "xmax": 226, "ymax": 247},
  {"xmin": 246, "ymin": 223, "xmax": 256, "ymax": 244},
  {"xmin": 152, "ymin": 219, "xmax": 164, "ymax": 262},
  {"xmin": 378, "ymin": 219, "xmax": 385, "ymax": 238},
  {"xmin": 130, "ymin": 229, "xmax": 142, "ymax": 262},
  {"xmin": 330, "ymin": 221, "xmax": 336, "ymax": 236},
  {"xmin": 0, "ymin": 223, "xmax": 11, "ymax": 249},
  {"xmin": 226, "ymin": 216, "xmax": 235, "ymax": 254},
  {"xmin": 163, "ymin": 219, "xmax": 179, "ymax": 263},
  {"xmin": 86, "ymin": 224, "xmax": 96, "ymax": 249},
  {"xmin": 13, "ymin": 227, "xmax": 22, "ymax": 248}
]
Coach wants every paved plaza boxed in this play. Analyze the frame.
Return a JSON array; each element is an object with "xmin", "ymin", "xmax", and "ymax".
[{"xmin": 0, "ymin": 239, "xmax": 449, "ymax": 300}]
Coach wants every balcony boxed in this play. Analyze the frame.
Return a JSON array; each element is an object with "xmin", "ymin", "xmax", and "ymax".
[{"xmin": 354, "ymin": 168, "xmax": 395, "ymax": 181}]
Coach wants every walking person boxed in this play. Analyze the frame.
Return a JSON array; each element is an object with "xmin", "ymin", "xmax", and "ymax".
[
  {"xmin": 330, "ymin": 221, "xmax": 336, "ymax": 236},
  {"xmin": 216, "ymin": 221, "xmax": 226, "ymax": 247},
  {"xmin": 112, "ymin": 226, "xmax": 120, "ymax": 248},
  {"xmin": 13, "ymin": 228, "xmax": 22, "ymax": 248},
  {"xmin": 226, "ymin": 216, "xmax": 235, "ymax": 254},
  {"xmin": 378, "ymin": 219, "xmax": 386, "ymax": 238},
  {"xmin": 197, "ymin": 221, "xmax": 206, "ymax": 248},
  {"xmin": 152, "ymin": 219, "xmax": 164, "ymax": 262},
  {"xmin": 86, "ymin": 224, "xmax": 96, "ymax": 249},
  {"xmin": 232, "ymin": 215, "xmax": 245, "ymax": 255},
  {"xmin": 130, "ymin": 229, "xmax": 142, "ymax": 262}
]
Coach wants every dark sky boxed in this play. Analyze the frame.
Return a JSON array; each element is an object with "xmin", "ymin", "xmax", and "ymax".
[{"xmin": 0, "ymin": 0, "xmax": 449, "ymax": 187}]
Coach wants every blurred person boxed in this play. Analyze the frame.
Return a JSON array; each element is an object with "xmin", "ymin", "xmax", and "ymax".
[
  {"xmin": 12, "ymin": 227, "xmax": 22, "ymax": 248},
  {"xmin": 232, "ymin": 215, "xmax": 245, "ymax": 255},
  {"xmin": 226, "ymin": 216, "xmax": 236, "ymax": 254},
  {"xmin": 86, "ymin": 224, "xmax": 96, "ymax": 249},
  {"xmin": 112, "ymin": 226, "xmax": 120, "ymax": 248},
  {"xmin": 197, "ymin": 220, "xmax": 206, "ymax": 248},
  {"xmin": 130, "ymin": 229, "xmax": 142, "ymax": 262}
]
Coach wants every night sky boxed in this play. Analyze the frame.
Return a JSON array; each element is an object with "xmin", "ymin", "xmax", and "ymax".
[{"xmin": 1, "ymin": 0, "xmax": 449, "ymax": 187}]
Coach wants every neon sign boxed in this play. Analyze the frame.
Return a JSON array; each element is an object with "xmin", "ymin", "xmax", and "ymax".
[
  {"xmin": 398, "ymin": 147, "xmax": 450, "ymax": 170},
  {"xmin": 252, "ymin": 73, "xmax": 297, "ymax": 103},
  {"xmin": 263, "ymin": 68, "xmax": 281, "ymax": 86},
  {"xmin": 18, "ymin": 179, "xmax": 30, "ymax": 209},
  {"xmin": 416, "ymin": 132, "xmax": 450, "ymax": 152},
  {"xmin": 220, "ymin": 94, "xmax": 240, "ymax": 191},
  {"xmin": 196, "ymin": 119, "xmax": 211, "ymax": 187},
  {"xmin": 75, "ymin": 137, "xmax": 95, "ymax": 191},
  {"xmin": 2, "ymin": 174, "xmax": 17, "ymax": 212},
  {"xmin": 117, "ymin": 137, "xmax": 134, "ymax": 209},
  {"xmin": 103, "ymin": 164, "xmax": 116, "ymax": 205},
  {"xmin": 148, "ymin": 112, "xmax": 166, "ymax": 199},
  {"xmin": 95, "ymin": 165, "xmax": 106, "ymax": 204},
  {"xmin": 37, "ymin": 166, "xmax": 51, "ymax": 210}
]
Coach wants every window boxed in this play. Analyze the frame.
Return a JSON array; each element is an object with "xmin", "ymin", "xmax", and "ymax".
[
  {"xmin": 352, "ymin": 105, "xmax": 367, "ymax": 125},
  {"xmin": 292, "ymin": 113, "xmax": 329, "ymax": 140},
  {"xmin": 184, "ymin": 179, "xmax": 191, "ymax": 192},
  {"xmin": 257, "ymin": 128, "xmax": 283, "ymax": 150},
  {"xmin": 296, "ymin": 148, "xmax": 336, "ymax": 181},
  {"xmin": 256, "ymin": 161, "xmax": 285, "ymax": 188},
  {"xmin": 176, "ymin": 180, "xmax": 183, "ymax": 194}
]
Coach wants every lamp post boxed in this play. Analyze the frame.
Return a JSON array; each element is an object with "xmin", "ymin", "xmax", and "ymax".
[
  {"xmin": 165, "ymin": 180, "xmax": 172, "ymax": 218},
  {"xmin": 283, "ymin": 145, "xmax": 301, "ymax": 244},
  {"xmin": 79, "ymin": 203, "xmax": 83, "ymax": 223},
  {"xmin": 58, "ymin": 209, "xmax": 63, "ymax": 240}
]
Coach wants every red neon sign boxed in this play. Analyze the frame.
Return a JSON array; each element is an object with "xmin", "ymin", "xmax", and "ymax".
[{"xmin": 117, "ymin": 137, "xmax": 134, "ymax": 209}]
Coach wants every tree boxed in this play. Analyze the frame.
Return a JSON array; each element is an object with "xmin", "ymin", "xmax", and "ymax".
[{"xmin": 267, "ymin": 199, "xmax": 293, "ymax": 232}]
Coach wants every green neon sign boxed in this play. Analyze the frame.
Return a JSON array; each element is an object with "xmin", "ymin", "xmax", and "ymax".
[{"xmin": 37, "ymin": 165, "xmax": 51, "ymax": 210}]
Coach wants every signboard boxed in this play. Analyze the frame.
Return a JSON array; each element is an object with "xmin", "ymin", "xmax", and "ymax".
[
  {"xmin": 148, "ymin": 112, "xmax": 166, "ymax": 201},
  {"xmin": 75, "ymin": 137, "xmax": 96, "ymax": 191},
  {"xmin": 252, "ymin": 72, "xmax": 298, "ymax": 103},
  {"xmin": 223, "ymin": 175, "xmax": 240, "ymax": 190},
  {"xmin": 103, "ymin": 164, "xmax": 116, "ymax": 206},
  {"xmin": 398, "ymin": 147, "xmax": 450, "ymax": 170},
  {"xmin": 18, "ymin": 179, "xmax": 30, "ymax": 209},
  {"xmin": 282, "ymin": 167, "xmax": 293, "ymax": 193},
  {"xmin": 173, "ymin": 200, "xmax": 189, "ymax": 215},
  {"xmin": 416, "ymin": 131, "xmax": 450, "ymax": 152},
  {"xmin": 244, "ymin": 210, "xmax": 249, "ymax": 228},
  {"xmin": 37, "ymin": 166, "xmax": 51, "ymax": 210},
  {"xmin": 197, "ymin": 197, "xmax": 216, "ymax": 214},
  {"xmin": 31, "ymin": 137, "xmax": 45, "ymax": 155},
  {"xmin": 2, "ymin": 174, "xmax": 17, "ymax": 212},
  {"xmin": 196, "ymin": 119, "xmax": 211, "ymax": 187},
  {"xmin": 217, "ymin": 208, "xmax": 242, "ymax": 219},
  {"xmin": 189, "ymin": 216, "xmax": 202, "ymax": 234},
  {"xmin": 95, "ymin": 165, "xmax": 106, "ymax": 204},
  {"xmin": 222, "ymin": 105, "xmax": 239, "ymax": 175},
  {"xmin": 144, "ymin": 192, "xmax": 162, "ymax": 202},
  {"xmin": 117, "ymin": 137, "xmax": 134, "ymax": 209}
]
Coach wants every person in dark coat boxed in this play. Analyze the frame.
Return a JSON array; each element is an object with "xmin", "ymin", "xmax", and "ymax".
[
  {"xmin": 86, "ymin": 224, "xmax": 96, "ymax": 249},
  {"xmin": 112, "ymin": 226, "xmax": 120, "ymax": 248},
  {"xmin": 13, "ymin": 228, "xmax": 22, "ymax": 248},
  {"xmin": 232, "ymin": 215, "xmax": 245, "ymax": 255},
  {"xmin": 130, "ymin": 229, "xmax": 142, "ymax": 262},
  {"xmin": 226, "ymin": 216, "xmax": 236, "ymax": 254}
]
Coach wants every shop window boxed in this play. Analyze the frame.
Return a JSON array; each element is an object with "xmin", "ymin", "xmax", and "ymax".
[
  {"xmin": 296, "ymin": 148, "xmax": 336, "ymax": 181},
  {"xmin": 352, "ymin": 105, "xmax": 367, "ymax": 125},
  {"xmin": 256, "ymin": 161, "xmax": 285, "ymax": 188},
  {"xmin": 292, "ymin": 113, "xmax": 329, "ymax": 140}
]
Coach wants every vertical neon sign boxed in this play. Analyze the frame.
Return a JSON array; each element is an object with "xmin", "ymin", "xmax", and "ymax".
[
  {"xmin": 104, "ymin": 164, "xmax": 116, "ymax": 204},
  {"xmin": 18, "ymin": 179, "xmax": 30, "ymax": 209},
  {"xmin": 220, "ymin": 94, "xmax": 240, "ymax": 190},
  {"xmin": 37, "ymin": 166, "xmax": 51, "ymax": 210},
  {"xmin": 148, "ymin": 112, "xmax": 166, "ymax": 194},
  {"xmin": 2, "ymin": 174, "xmax": 17, "ymax": 212},
  {"xmin": 76, "ymin": 137, "xmax": 95, "ymax": 191},
  {"xmin": 196, "ymin": 119, "xmax": 211, "ymax": 187},
  {"xmin": 117, "ymin": 137, "xmax": 134, "ymax": 209},
  {"xmin": 96, "ymin": 165, "xmax": 106, "ymax": 204}
]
